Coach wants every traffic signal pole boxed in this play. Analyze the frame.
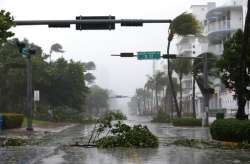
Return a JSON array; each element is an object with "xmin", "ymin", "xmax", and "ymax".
[{"xmin": 203, "ymin": 53, "xmax": 209, "ymax": 127}]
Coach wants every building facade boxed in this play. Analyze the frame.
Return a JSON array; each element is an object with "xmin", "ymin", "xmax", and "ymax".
[{"xmin": 176, "ymin": 0, "xmax": 247, "ymax": 117}]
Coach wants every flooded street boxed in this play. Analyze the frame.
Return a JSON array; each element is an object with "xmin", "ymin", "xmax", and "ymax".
[{"xmin": 1, "ymin": 116, "xmax": 250, "ymax": 164}]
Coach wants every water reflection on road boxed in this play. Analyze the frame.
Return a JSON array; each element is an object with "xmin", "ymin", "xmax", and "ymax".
[{"xmin": 0, "ymin": 115, "xmax": 250, "ymax": 164}]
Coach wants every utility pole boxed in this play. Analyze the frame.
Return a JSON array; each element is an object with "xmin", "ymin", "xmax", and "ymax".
[
  {"xmin": 203, "ymin": 53, "xmax": 209, "ymax": 127},
  {"xmin": 26, "ymin": 53, "xmax": 33, "ymax": 131}
]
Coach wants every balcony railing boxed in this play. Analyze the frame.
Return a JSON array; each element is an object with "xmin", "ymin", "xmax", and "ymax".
[{"xmin": 207, "ymin": 20, "xmax": 231, "ymax": 34}]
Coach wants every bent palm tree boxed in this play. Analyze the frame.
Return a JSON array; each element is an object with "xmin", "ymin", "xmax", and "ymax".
[
  {"xmin": 49, "ymin": 43, "xmax": 65, "ymax": 63},
  {"xmin": 167, "ymin": 12, "xmax": 201, "ymax": 118}
]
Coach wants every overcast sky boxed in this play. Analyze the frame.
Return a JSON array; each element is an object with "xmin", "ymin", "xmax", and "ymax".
[{"xmin": 1, "ymin": 0, "xmax": 226, "ymax": 99}]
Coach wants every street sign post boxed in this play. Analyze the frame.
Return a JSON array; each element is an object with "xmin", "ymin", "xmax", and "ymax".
[{"xmin": 137, "ymin": 51, "xmax": 161, "ymax": 60}]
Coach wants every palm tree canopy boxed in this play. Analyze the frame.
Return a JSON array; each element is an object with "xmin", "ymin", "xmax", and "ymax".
[
  {"xmin": 172, "ymin": 58, "xmax": 192, "ymax": 76},
  {"xmin": 170, "ymin": 12, "xmax": 201, "ymax": 36},
  {"xmin": 50, "ymin": 43, "xmax": 65, "ymax": 54}
]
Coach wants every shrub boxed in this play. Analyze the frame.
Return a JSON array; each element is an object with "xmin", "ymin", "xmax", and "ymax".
[
  {"xmin": 216, "ymin": 113, "xmax": 224, "ymax": 120},
  {"xmin": 151, "ymin": 112, "xmax": 170, "ymax": 123},
  {"xmin": 173, "ymin": 117, "xmax": 202, "ymax": 127},
  {"xmin": 1, "ymin": 113, "xmax": 24, "ymax": 129},
  {"xmin": 96, "ymin": 121, "xmax": 158, "ymax": 148},
  {"xmin": 210, "ymin": 119, "xmax": 250, "ymax": 142}
]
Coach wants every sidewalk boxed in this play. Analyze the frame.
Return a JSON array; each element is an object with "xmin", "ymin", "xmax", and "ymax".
[{"xmin": 0, "ymin": 122, "xmax": 76, "ymax": 139}]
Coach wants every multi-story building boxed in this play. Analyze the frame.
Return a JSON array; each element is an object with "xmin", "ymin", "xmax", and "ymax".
[{"xmin": 176, "ymin": 0, "xmax": 247, "ymax": 117}]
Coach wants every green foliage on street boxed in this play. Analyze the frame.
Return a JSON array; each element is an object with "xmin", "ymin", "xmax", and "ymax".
[
  {"xmin": 217, "ymin": 29, "xmax": 250, "ymax": 119},
  {"xmin": 96, "ymin": 121, "xmax": 158, "ymax": 148},
  {"xmin": 0, "ymin": 10, "xmax": 15, "ymax": 45},
  {"xmin": 172, "ymin": 117, "xmax": 202, "ymax": 127},
  {"xmin": 151, "ymin": 111, "xmax": 170, "ymax": 123},
  {"xmin": 210, "ymin": 119, "xmax": 250, "ymax": 142},
  {"xmin": 1, "ymin": 113, "xmax": 24, "ymax": 129}
]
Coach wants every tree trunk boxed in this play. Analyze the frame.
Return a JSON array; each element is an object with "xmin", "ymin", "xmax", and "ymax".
[
  {"xmin": 147, "ymin": 89, "xmax": 150, "ymax": 114},
  {"xmin": 137, "ymin": 100, "xmax": 141, "ymax": 115},
  {"xmin": 143, "ymin": 88, "xmax": 147, "ymax": 115},
  {"xmin": 150, "ymin": 89, "xmax": 154, "ymax": 114},
  {"xmin": 155, "ymin": 81, "xmax": 159, "ymax": 112},
  {"xmin": 237, "ymin": 0, "xmax": 249, "ymax": 119},
  {"xmin": 236, "ymin": 94, "xmax": 248, "ymax": 119},
  {"xmin": 192, "ymin": 75, "xmax": 196, "ymax": 118},
  {"xmin": 164, "ymin": 87, "xmax": 167, "ymax": 113},
  {"xmin": 167, "ymin": 40, "xmax": 180, "ymax": 118},
  {"xmin": 179, "ymin": 74, "xmax": 183, "ymax": 117}
]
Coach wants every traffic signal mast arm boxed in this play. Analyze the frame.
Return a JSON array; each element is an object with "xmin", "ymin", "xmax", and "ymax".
[
  {"xmin": 14, "ymin": 18, "xmax": 172, "ymax": 30},
  {"xmin": 15, "ymin": 19, "xmax": 172, "ymax": 26}
]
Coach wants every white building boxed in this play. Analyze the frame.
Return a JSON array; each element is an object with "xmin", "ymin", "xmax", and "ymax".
[
  {"xmin": 176, "ymin": 0, "xmax": 247, "ymax": 117},
  {"xmin": 205, "ymin": 1, "xmax": 243, "ymax": 55}
]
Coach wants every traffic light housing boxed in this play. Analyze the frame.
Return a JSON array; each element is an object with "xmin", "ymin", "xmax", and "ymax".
[
  {"xmin": 16, "ymin": 41, "xmax": 26, "ymax": 53},
  {"xmin": 76, "ymin": 16, "xmax": 115, "ymax": 30},
  {"xmin": 120, "ymin": 53, "xmax": 134, "ymax": 57},
  {"xmin": 162, "ymin": 54, "xmax": 176, "ymax": 59}
]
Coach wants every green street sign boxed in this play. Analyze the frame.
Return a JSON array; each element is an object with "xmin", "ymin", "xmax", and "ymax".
[{"xmin": 137, "ymin": 51, "xmax": 161, "ymax": 60}]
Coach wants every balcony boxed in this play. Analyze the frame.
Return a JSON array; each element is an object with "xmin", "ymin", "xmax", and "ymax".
[
  {"xmin": 206, "ymin": 5, "xmax": 242, "ymax": 44},
  {"xmin": 206, "ymin": 20, "xmax": 236, "ymax": 44}
]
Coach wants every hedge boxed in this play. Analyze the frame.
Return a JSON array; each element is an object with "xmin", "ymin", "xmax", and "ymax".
[
  {"xmin": 1, "ymin": 113, "xmax": 24, "ymax": 129},
  {"xmin": 210, "ymin": 119, "xmax": 250, "ymax": 142},
  {"xmin": 172, "ymin": 118, "xmax": 202, "ymax": 127}
]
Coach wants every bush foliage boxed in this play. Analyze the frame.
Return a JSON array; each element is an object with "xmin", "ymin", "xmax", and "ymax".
[
  {"xmin": 210, "ymin": 119, "xmax": 250, "ymax": 142},
  {"xmin": 2, "ymin": 113, "xmax": 24, "ymax": 129},
  {"xmin": 96, "ymin": 121, "xmax": 158, "ymax": 148},
  {"xmin": 173, "ymin": 117, "xmax": 202, "ymax": 127}
]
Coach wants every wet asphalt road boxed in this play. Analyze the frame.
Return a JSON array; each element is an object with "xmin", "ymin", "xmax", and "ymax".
[{"xmin": 0, "ymin": 116, "xmax": 250, "ymax": 164}]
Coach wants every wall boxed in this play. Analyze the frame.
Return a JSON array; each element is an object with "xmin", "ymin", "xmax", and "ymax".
[{"xmin": 230, "ymin": 8, "xmax": 243, "ymax": 30}]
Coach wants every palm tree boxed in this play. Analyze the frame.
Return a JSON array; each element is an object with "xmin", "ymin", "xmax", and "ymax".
[
  {"xmin": 135, "ymin": 88, "xmax": 145, "ymax": 115},
  {"xmin": 145, "ymin": 75, "xmax": 155, "ymax": 113},
  {"xmin": 192, "ymin": 52, "xmax": 218, "ymax": 118},
  {"xmin": 172, "ymin": 58, "xmax": 192, "ymax": 116},
  {"xmin": 154, "ymin": 71, "xmax": 167, "ymax": 112},
  {"xmin": 167, "ymin": 12, "xmax": 201, "ymax": 118},
  {"xmin": 49, "ymin": 43, "xmax": 65, "ymax": 63}
]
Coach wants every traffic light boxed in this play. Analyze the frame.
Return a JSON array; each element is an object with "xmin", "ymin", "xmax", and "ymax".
[
  {"xmin": 16, "ymin": 41, "xmax": 26, "ymax": 53},
  {"xmin": 76, "ymin": 16, "xmax": 115, "ymax": 30},
  {"xmin": 120, "ymin": 53, "xmax": 134, "ymax": 57},
  {"xmin": 162, "ymin": 54, "xmax": 176, "ymax": 59},
  {"xmin": 28, "ymin": 48, "xmax": 36, "ymax": 55}
]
